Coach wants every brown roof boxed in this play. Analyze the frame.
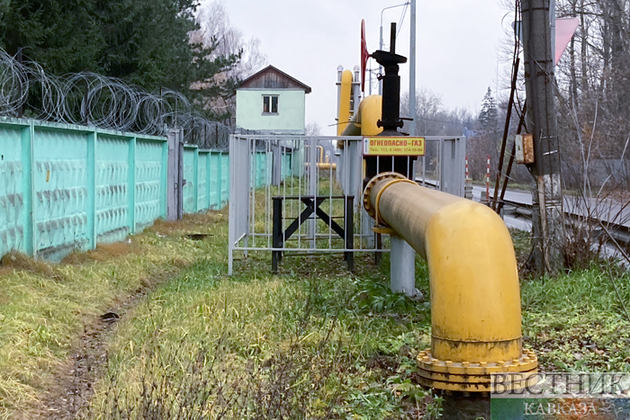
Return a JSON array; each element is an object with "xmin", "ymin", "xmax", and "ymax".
[{"xmin": 239, "ymin": 65, "xmax": 312, "ymax": 93}]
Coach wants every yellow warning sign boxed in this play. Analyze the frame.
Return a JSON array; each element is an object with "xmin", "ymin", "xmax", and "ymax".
[{"xmin": 363, "ymin": 137, "xmax": 425, "ymax": 156}]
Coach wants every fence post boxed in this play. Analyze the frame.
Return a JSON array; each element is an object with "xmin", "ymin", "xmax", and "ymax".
[
  {"xmin": 86, "ymin": 131, "xmax": 97, "ymax": 248},
  {"xmin": 206, "ymin": 152, "xmax": 211, "ymax": 210},
  {"xmin": 21, "ymin": 121, "xmax": 36, "ymax": 256},
  {"xmin": 193, "ymin": 147, "xmax": 199, "ymax": 212},
  {"xmin": 223, "ymin": 152, "xmax": 229, "ymax": 208},
  {"xmin": 217, "ymin": 153, "xmax": 223, "ymax": 207},
  {"xmin": 272, "ymin": 141, "xmax": 281, "ymax": 186},
  {"xmin": 167, "ymin": 129, "xmax": 183, "ymax": 221},
  {"xmin": 161, "ymin": 138, "xmax": 168, "ymax": 218},
  {"xmin": 128, "ymin": 136, "xmax": 137, "ymax": 233}
]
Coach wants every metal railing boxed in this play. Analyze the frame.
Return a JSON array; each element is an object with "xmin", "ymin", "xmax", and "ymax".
[{"xmin": 227, "ymin": 134, "xmax": 466, "ymax": 274}]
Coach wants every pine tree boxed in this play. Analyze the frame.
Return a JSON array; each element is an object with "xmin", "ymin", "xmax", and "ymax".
[
  {"xmin": 478, "ymin": 87, "xmax": 498, "ymax": 135},
  {"xmin": 0, "ymin": 0, "xmax": 241, "ymax": 119},
  {"xmin": 0, "ymin": 0, "xmax": 104, "ymax": 73}
]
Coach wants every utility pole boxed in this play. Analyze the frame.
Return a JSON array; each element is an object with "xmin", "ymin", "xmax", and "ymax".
[
  {"xmin": 409, "ymin": 0, "xmax": 417, "ymax": 136},
  {"xmin": 521, "ymin": 0, "xmax": 565, "ymax": 273}
]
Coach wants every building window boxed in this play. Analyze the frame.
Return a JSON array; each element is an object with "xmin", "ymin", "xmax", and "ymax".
[{"xmin": 263, "ymin": 95, "xmax": 279, "ymax": 114}]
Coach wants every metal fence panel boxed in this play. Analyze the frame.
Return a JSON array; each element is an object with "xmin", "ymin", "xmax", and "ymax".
[
  {"xmin": 228, "ymin": 134, "xmax": 467, "ymax": 274},
  {"xmin": 229, "ymin": 135, "xmax": 251, "ymax": 273},
  {"xmin": 438, "ymin": 137, "xmax": 466, "ymax": 197},
  {"xmin": 229, "ymin": 135, "xmax": 374, "ymax": 274},
  {"xmin": 414, "ymin": 136, "xmax": 466, "ymax": 197}
]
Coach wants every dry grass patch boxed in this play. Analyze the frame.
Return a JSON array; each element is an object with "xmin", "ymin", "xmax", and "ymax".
[
  {"xmin": 0, "ymin": 252, "xmax": 66, "ymax": 281},
  {"xmin": 63, "ymin": 242, "xmax": 140, "ymax": 264},
  {"xmin": 149, "ymin": 212, "xmax": 225, "ymax": 237}
]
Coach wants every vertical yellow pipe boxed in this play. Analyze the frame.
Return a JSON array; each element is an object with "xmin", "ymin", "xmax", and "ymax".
[
  {"xmin": 363, "ymin": 172, "xmax": 537, "ymax": 392},
  {"xmin": 317, "ymin": 145, "xmax": 324, "ymax": 163},
  {"xmin": 340, "ymin": 95, "xmax": 383, "ymax": 137},
  {"xmin": 337, "ymin": 70, "xmax": 353, "ymax": 136}
]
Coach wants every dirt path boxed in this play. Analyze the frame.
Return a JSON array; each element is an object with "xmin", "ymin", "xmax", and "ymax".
[
  {"xmin": 7, "ymin": 214, "xmax": 224, "ymax": 420},
  {"xmin": 26, "ymin": 284, "xmax": 153, "ymax": 420}
]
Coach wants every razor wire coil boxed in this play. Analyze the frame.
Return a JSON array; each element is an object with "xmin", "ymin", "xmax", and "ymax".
[{"xmin": 0, "ymin": 48, "xmax": 231, "ymax": 149}]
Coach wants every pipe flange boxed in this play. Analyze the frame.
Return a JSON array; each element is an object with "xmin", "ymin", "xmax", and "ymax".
[
  {"xmin": 416, "ymin": 348, "xmax": 538, "ymax": 392},
  {"xmin": 363, "ymin": 172, "xmax": 412, "ymax": 223}
]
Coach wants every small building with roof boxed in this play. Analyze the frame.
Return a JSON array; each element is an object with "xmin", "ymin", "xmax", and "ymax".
[{"xmin": 235, "ymin": 65, "xmax": 311, "ymax": 134}]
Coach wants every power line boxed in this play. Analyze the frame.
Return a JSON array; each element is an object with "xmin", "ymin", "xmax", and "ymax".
[{"xmin": 397, "ymin": 3, "xmax": 410, "ymax": 38}]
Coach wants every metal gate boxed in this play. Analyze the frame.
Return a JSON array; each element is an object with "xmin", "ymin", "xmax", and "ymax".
[{"xmin": 227, "ymin": 134, "xmax": 466, "ymax": 274}]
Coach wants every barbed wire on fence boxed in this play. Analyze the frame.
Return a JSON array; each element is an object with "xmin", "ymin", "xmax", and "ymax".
[{"xmin": 0, "ymin": 48, "xmax": 232, "ymax": 150}]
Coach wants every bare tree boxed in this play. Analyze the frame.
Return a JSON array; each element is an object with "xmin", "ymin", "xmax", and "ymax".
[
  {"xmin": 188, "ymin": 1, "xmax": 267, "ymax": 125},
  {"xmin": 304, "ymin": 122, "xmax": 321, "ymax": 137},
  {"xmin": 401, "ymin": 89, "xmax": 472, "ymax": 137},
  {"xmin": 195, "ymin": 1, "xmax": 267, "ymax": 80},
  {"xmin": 554, "ymin": 0, "xmax": 630, "ymax": 190}
]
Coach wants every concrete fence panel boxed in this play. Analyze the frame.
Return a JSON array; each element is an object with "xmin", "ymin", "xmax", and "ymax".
[
  {"xmin": 135, "ymin": 138, "xmax": 166, "ymax": 232},
  {"xmin": 220, "ymin": 153, "xmax": 230, "ymax": 208},
  {"xmin": 197, "ymin": 151, "xmax": 209, "ymax": 211},
  {"xmin": 0, "ymin": 118, "xmax": 231, "ymax": 261},
  {"xmin": 0, "ymin": 124, "xmax": 27, "ymax": 257},
  {"xmin": 183, "ymin": 145, "xmax": 197, "ymax": 214}
]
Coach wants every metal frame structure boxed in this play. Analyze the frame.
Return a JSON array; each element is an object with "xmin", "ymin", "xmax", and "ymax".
[
  {"xmin": 228, "ymin": 134, "xmax": 466, "ymax": 275},
  {"xmin": 415, "ymin": 136, "xmax": 467, "ymax": 196}
]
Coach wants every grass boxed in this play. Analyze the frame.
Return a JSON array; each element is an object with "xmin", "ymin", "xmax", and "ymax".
[
  {"xmin": 510, "ymin": 228, "xmax": 630, "ymax": 372},
  {"xmin": 508, "ymin": 228, "xmax": 532, "ymax": 265},
  {"xmin": 1, "ymin": 191, "xmax": 629, "ymax": 418},
  {"xmin": 0, "ymin": 213, "xmax": 226, "ymax": 419},
  {"xmin": 81, "ymin": 218, "xmax": 442, "ymax": 419},
  {"xmin": 521, "ymin": 267, "xmax": 630, "ymax": 372},
  {"xmin": 79, "ymin": 211, "xmax": 630, "ymax": 419}
]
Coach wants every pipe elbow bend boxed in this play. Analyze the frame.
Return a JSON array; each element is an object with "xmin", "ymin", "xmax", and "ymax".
[
  {"xmin": 363, "ymin": 172, "xmax": 537, "ymax": 391},
  {"xmin": 425, "ymin": 200, "xmax": 522, "ymax": 362}
]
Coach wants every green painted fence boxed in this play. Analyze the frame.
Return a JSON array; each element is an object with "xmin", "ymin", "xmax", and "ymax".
[
  {"xmin": 0, "ymin": 118, "xmax": 231, "ymax": 261},
  {"xmin": 183, "ymin": 145, "xmax": 230, "ymax": 214},
  {"xmin": 252, "ymin": 152, "xmax": 272, "ymax": 189}
]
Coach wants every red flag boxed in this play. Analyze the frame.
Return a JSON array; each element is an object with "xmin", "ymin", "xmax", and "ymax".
[{"xmin": 361, "ymin": 19, "xmax": 369, "ymax": 92}]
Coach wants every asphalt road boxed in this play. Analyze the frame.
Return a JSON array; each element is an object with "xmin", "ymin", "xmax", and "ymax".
[{"xmin": 472, "ymin": 185, "xmax": 630, "ymax": 229}]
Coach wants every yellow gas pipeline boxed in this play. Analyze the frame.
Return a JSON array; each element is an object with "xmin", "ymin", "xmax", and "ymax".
[
  {"xmin": 337, "ymin": 65, "xmax": 382, "ymax": 141},
  {"xmin": 337, "ymin": 70, "xmax": 354, "ymax": 136},
  {"xmin": 340, "ymin": 94, "xmax": 383, "ymax": 137},
  {"xmin": 363, "ymin": 172, "xmax": 537, "ymax": 392},
  {"xmin": 305, "ymin": 145, "xmax": 336, "ymax": 170}
]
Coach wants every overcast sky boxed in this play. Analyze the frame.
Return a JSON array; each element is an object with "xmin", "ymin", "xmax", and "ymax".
[{"xmin": 214, "ymin": 0, "xmax": 510, "ymax": 135}]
